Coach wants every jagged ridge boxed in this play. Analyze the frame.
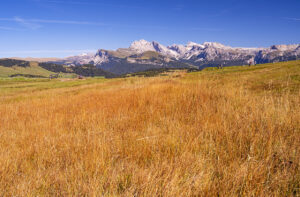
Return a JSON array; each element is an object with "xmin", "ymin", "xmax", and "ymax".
[{"xmin": 50, "ymin": 40, "xmax": 300, "ymax": 74}]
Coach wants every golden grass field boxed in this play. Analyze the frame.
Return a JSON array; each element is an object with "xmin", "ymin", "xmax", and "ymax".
[{"xmin": 0, "ymin": 61, "xmax": 299, "ymax": 196}]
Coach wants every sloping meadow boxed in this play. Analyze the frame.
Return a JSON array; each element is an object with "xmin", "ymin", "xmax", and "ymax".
[{"xmin": 0, "ymin": 63, "xmax": 299, "ymax": 196}]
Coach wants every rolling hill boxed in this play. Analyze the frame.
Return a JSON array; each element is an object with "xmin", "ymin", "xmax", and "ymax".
[
  {"xmin": 0, "ymin": 59, "xmax": 55, "ymax": 78},
  {"xmin": 0, "ymin": 59, "xmax": 117, "ymax": 78}
]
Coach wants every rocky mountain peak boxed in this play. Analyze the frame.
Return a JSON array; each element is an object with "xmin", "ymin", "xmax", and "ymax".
[
  {"xmin": 186, "ymin": 42, "xmax": 204, "ymax": 49},
  {"xmin": 51, "ymin": 40, "xmax": 300, "ymax": 75},
  {"xmin": 270, "ymin": 44, "xmax": 299, "ymax": 51},
  {"xmin": 203, "ymin": 42, "xmax": 228, "ymax": 49},
  {"xmin": 168, "ymin": 44, "xmax": 187, "ymax": 54},
  {"xmin": 129, "ymin": 39, "xmax": 155, "ymax": 53}
]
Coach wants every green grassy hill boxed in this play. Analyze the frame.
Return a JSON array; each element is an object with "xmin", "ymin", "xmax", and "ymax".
[
  {"xmin": 0, "ymin": 59, "xmax": 117, "ymax": 78},
  {"xmin": 0, "ymin": 60, "xmax": 55, "ymax": 78}
]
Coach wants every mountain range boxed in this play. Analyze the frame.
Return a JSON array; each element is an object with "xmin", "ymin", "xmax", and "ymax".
[{"xmin": 19, "ymin": 40, "xmax": 300, "ymax": 74}]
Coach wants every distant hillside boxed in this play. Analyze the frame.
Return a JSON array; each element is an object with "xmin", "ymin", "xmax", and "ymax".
[
  {"xmin": 0, "ymin": 59, "xmax": 31, "ymax": 67},
  {"xmin": 48, "ymin": 40, "xmax": 300, "ymax": 74},
  {"xmin": 0, "ymin": 59, "xmax": 54, "ymax": 78},
  {"xmin": 0, "ymin": 59, "xmax": 117, "ymax": 78},
  {"xmin": 11, "ymin": 57, "xmax": 62, "ymax": 62}
]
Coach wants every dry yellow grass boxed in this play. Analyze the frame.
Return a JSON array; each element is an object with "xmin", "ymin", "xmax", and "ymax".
[{"xmin": 0, "ymin": 62, "xmax": 299, "ymax": 196}]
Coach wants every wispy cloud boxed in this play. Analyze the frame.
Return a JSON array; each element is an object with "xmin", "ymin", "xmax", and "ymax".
[
  {"xmin": 35, "ymin": 0, "xmax": 142, "ymax": 9},
  {"xmin": 284, "ymin": 17, "xmax": 300, "ymax": 21},
  {"xmin": 189, "ymin": 27, "xmax": 223, "ymax": 32},
  {"xmin": 0, "ymin": 17, "xmax": 107, "ymax": 30},
  {"xmin": 0, "ymin": 17, "xmax": 41, "ymax": 30},
  {"xmin": 0, "ymin": 16, "xmax": 221, "ymax": 32},
  {"xmin": 14, "ymin": 17, "xmax": 42, "ymax": 30},
  {"xmin": 0, "ymin": 49, "xmax": 96, "ymax": 54},
  {"xmin": 172, "ymin": 4, "xmax": 184, "ymax": 11},
  {"xmin": 0, "ymin": 26, "xmax": 23, "ymax": 31},
  {"xmin": 29, "ymin": 19, "xmax": 106, "ymax": 26}
]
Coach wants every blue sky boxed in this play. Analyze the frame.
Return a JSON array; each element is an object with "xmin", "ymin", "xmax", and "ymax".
[{"xmin": 0, "ymin": 0, "xmax": 300, "ymax": 58}]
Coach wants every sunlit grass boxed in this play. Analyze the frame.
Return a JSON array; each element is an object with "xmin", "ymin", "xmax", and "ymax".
[{"xmin": 0, "ymin": 61, "xmax": 299, "ymax": 196}]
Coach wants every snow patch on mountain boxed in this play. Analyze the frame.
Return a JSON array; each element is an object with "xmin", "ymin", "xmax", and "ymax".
[
  {"xmin": 129, "ymin": 39, "xmax": 180, "ymax": 58},
  {"xmin": 54, "ymin": 40, "xmax": 300, "ymax": 68},
  {"xmin": 129, "ymin": 40, "xmax": 156, "ymax": 53},
  {"xmin": 270, "ymin": 44, "xmax": 299, "ymax": 51}
]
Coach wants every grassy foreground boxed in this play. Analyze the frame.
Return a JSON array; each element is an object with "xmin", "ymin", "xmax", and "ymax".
[{"xmin": 0, "ymin": 61, "xmax": 299, "ymax": 196}]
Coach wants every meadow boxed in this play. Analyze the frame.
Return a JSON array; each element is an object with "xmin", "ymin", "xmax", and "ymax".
[
  {"xmin": 0, "ymin": 61, "xmax": 299, "ymax": 196},
  {"xmin": 0, "ymin": 61, "xmax": 54, "ymax": 78}
]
